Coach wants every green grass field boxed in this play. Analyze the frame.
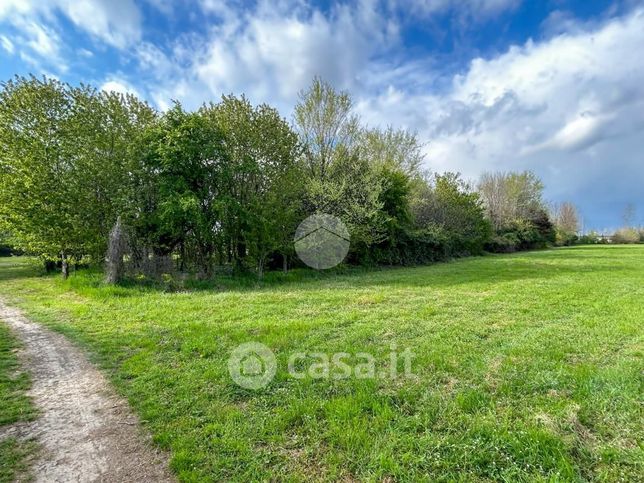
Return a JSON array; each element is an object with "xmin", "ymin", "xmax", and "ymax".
[{"xmin": 0, "ymin": 246, "xmax": 642, "ymax": 481}]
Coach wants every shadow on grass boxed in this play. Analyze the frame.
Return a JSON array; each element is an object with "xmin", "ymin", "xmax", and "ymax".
[{"xmin": 0, "ymin": 257, "xmax": 46, "ymax": 282}]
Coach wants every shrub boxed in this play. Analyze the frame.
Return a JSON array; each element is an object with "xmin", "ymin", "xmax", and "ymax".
[
  {"xmin": 486, "ymin": 213, "xmax": 555, "ymax": 253},
  {"xmin": 555, "ymin": 228, "xmax": 578, "ymax": 246},
  {"xmin": 577, "ymin": 232, "xmax": 601, "ymax": 245},
  {"xmin": 359, "ymin": 225, "xmax": 451, "ymax": 266},
  {"xmin": 485, "ymin": 233, "xmax": 520, "ymax": 253},
  {"xmin": 410, "ymin": 172, "xmax": 492, "ymax": 258},
  {"xmin": 612, "ymin": 228, "xmax": 640, "ymax": 244}
]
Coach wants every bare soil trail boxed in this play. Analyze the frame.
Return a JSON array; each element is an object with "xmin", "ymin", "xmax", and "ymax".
[{"xmin": 0, "ymin": 299, "xmax": 175, "ymax": 482}]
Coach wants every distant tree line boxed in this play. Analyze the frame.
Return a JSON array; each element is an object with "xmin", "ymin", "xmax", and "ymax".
[
  {"xmin": 1, "ymin": 75, "xmax": 583, "ymax": 281},
  {"xmin": 578, "ymin": 203, "xmax": 644, "ymax": 245},
  {"xmin": 609, "ymin": 203, "xmax": 644, "ymax": 244}
]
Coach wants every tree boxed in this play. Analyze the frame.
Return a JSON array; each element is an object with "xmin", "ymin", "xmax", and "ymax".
[
  {"xmin": 295, "ymin": 78, "xmax": 385, "ymax": 254},
  {"xmin": 556, "ymin": 202, "xmax": 580, "ymax": 234},
  {"xmin": 205, "ymin": 95, "xmax": 302, "ymax": 275},
  {"xmin": 135, "ymin": 103, "xmax": 228, "ymax": 275},
  {"xmin": 0, "ymin": 74, "xmax": 568, "ymax": 279},
  {"xmin": 294, "ymin": 76, "xmax": 359, "ymax": 180},
  {"xmin": 359, "ymin": 126, "xmax": 424, "ymax": 176},
  {"xmin": 552, "ymin": 202, "xmax": 580, "ymax": 245},
  {"xmin": 412, "ymin": 173, "xmax": 491, "ymax": 255},
  {"xmin": 478, "ymin": 171, "xmax": 546, "ymax": 230},
  {"xmin": 69, "ymin": 87, "xmax": 157, "ymax": 261},
  {"xmin": 0, "ymin": 76, "xmax": 157, "ymax": 277},
  {"xmin": 0, "ymin": 76, "xmax": 80, "ymax": 276},
  {"xmin": 477, "ymin": 171, "xmax": 554, "ymax": 252}
]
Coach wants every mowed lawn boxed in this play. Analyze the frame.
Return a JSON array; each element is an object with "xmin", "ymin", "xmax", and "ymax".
[{"xmin": 0, "ymin": 246, "xmax": 642, "ymax": 481}]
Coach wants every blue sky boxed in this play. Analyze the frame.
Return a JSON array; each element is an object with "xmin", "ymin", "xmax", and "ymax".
[{"xmin": 1, "ymin": 0, "xmax": 643, "ymax": 230}]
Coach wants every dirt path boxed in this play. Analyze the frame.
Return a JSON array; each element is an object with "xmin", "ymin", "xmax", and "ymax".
[{"xmin": 0, "ymin": 300, "xmax": 175, "ymax": 483}]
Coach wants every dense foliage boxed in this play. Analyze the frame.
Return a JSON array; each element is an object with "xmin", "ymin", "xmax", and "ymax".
[
  {"xmin": 478, "ymin": 171, "xmax": 555, "ymax": 252},
  {"xmin": 0, "ymin": 75, "xmax": 562, "ymax": 279},
  {"xmin": 0, "ymin": 76, "xmax": 155, "ymax": 275}
]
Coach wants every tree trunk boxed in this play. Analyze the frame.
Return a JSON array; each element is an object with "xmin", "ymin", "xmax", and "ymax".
[
  {"xmin": 283, "ymin": 254, "xmax": 288, "ymax": 274},
  {"xmin": 105, "ymin": 217, "xmax": 127, "ymax": 284},
  {"xmin": 61, "ymin": 251, "xmax": 69, "ymax": 279},
  {"xmin": 258, "ymin": 257, "xmax": 264, "ymax": 279}
]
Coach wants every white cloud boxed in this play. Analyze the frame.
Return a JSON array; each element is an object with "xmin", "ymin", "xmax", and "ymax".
[
  {"xmin": 5, "ymin": 16, "xmax": 68, "ymax": 71},
  {"xmin": 0, "ymin": 34, "xmax": 14, "ymax": 54},
  {"xmin": 136, "ymin": 42, "xmax": 174, "ymax": 76},
  {"xmin": 60, "ymin": 0, "xmax": 141, "ymax": 48},
  {"xmin": 525, "ymin": 112, "xmax": 614, "ymax": 154},
  {"xmin": 198, "ymin": 0, "xmax": 237, "ymax": 18},
  {"xmin": 352, "ymin": 8, "xmax": 644, "ymax": 227},
  {"xmin": 435, "ymin": 9, "xmax": 644, "ymax": 161},
  {"xmin": 0, "ymin": 0, "xmax": 142, "ymax": 50},
  {"xmin": 18, "ymin": 20, "xmax": 61, "ymax": 58},
  {"xmin": 0, "ymin": 0, "xmax": 33, "ymax": 17},
  {"xmin": 136, "ymin": 0, "xmax": 398, "ymax": 111},
  {"xmin": 144, "ymin": 0, "xmax": 174, "ymax": 16},
  {"xmin": 101, "ymin": 77, "xmax": 141, "ymax": 97},
  {"xmin": 0, "ymin": 0, "xmax": 141, "ymax": 77}
]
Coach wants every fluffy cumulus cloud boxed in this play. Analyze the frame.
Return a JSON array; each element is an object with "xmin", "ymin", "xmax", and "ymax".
[
  {"xmin": 101, "ymin": 76, "xmax": 141, "ymax": 97},
  {"xmin": 419, "ymin": 14, "xmax": 644, "ymax": 164},
  {"xmin": 456, "ymin": 10, "xmax": 644, "ymax": 223},
  {"xmin": 147, "ymin": 0, "xmax": 518, "ymax": 109},
  {"xmin": 356, "ymin": 8, "xmax": 644, "ymax": 228},
  {"xmin": 140, "ymin": 0, "xmax": 398, "ymax": 112}
]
